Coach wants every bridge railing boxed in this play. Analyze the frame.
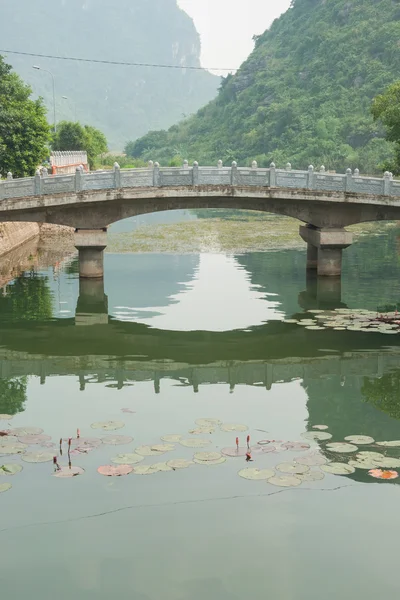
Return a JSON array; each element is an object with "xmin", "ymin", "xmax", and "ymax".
[{"xmin": 0, "ymin": 161, "xmax": 398, "ymax": 200}]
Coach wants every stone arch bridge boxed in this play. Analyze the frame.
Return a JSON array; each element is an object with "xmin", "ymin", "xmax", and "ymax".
[{"xmin": 1, "ymin": 161, "xmax": 400, "ymax": 278}]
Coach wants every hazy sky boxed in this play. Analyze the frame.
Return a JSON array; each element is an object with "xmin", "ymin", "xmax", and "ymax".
[{"xmin": 177, "ymin": 0, "xmax": 291, "ymax": 73}]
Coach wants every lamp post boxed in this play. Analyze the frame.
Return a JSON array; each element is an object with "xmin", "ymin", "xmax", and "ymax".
[
  {"xmin": 62, "ymin": 96, "xmax": 77, "ymax": 121},
  {"xmin": 33, "ymin": 66, "xmax": 57, "ymax": 133}
]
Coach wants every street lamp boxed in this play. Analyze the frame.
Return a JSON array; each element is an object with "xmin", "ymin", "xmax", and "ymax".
[
  {"xmin": 33, "ymin": 65, "xmax": 57, "ymax": 133},
  {"xmin": 62, "ymin": 96, "xmax": 77, "ymax": 121}
]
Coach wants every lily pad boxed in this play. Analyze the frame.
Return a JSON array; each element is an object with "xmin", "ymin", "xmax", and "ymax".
[
  {"xmin": 326, "ymin": 442, "xmax": 358, "ymax": 453},
  {"xmin": 344, "ymin": 435, "xmax": 374, "ymax": 445},
  {"xmin": 0, "ymin": 415, "xmax": 13, "ymax": 420},
  {"xmin": 9, "ymin": 427, "xmax": 43, "ymax": 436},
  {"xmin": 22, "ymin": 452, "xmax": 54, "ymax": 463},
  {"xmin": 257, "ymin": 440, "xmax": 271, "ymax": 446},
  {"xmin": 267, "ymin": 475, "xmax": 302, "ymax": 487},
  {"xmin": 375, "ymin": 457, "xmax": 400, "ymax": 468},
  {"xmin": 69, "ymin": 437, "xmax": 102, "ymax": 449},
  {"xmin": 180, "ymin": 438, "xmax": 211, "ymax": 448},
  {"xmin": 312, "ymin": 425, "xmax": 329, "ymax": 431},
  {"xmin": 368, "ymin": 469, "xmax": 398, "ymax": 480},
  {"xmin": 0, "ymin": 482, "xmax": 12, "ymax": 493},
  {"xmin": 295, "ymin": 454, "xmax": 327, "ymax": 466},
  {"xmin": 0, "ymin": 464, "xmax": 23, "ymax": 475},
  {"xmin": 357, "ymin": 451, "xmax": 385, "ymax": 460},
  {"xmin": 193, "ymin": 457, "xmax": 226, "ymax": 466},
  {"xmin": 18, "ymin": 434, "xmax": 52, "ymax": 445},
  {"xmin": 189, "ymin": 427, "xmax": 215, "ymax": 435},
  {"xmin": 136, "ymin": 444, "xmax": 175, "ymax": 456},
  {"xmin": 53, "ymin": 466, "xmax": 85, "ymax": 478},
  {"xmin": 91, "ymin": 421, "xmax": 125, "ymax": 431},
  {"xmin": 276, "ymin": 463, "xmax": 310, "ymax": 475},
  {"xmin": 97, "ymin": 465, "xmax": 133, "ymax": 476},
  {"xmin": 101, "ymin": 435, "xmax": 133, "ymax": 446},
  {"xmin": 161, "ymin": 434, "xmax": 182, "ymax": 443},
  {"xmin": 221, "ymin": 447, "xmax": 249, "ymax": 457},
  {"xmin": 133, "ymin": 463, "xmax": 173, "ymax": 475},
  {"xmin": 321, "ymin": 463, "xmax": 356, "ymax": 475},
  {"xmin": 195, "ymin": 418, "xmax": 221, "ymax": 427},
  {"xmin": 301, "ymin": 432, "xmax": 332, "ymax": 441},
  {"xmin": 112, "ymin": 453, "xmax": 144, "ymax": 465},
  {"xmin": 220, "ymin": 423, "xmax": 248, "ymax": 432},
  {"xmin": 238, "ymin": 468, "xmax": 275, "ymax": 480},
  {"xmin": 349, "ymin": 459, "xmax": 381, "ymax": 470},
  {"xmin": 193, "ymin": 452, "xmax": 222, "ymax": 462},
  {"xmin": 0, "ymin": 443, "xmax": 27, "ymax": 455},
  {"xmin": 167, "ymin": 459, "xmax": 194, "ymax": 470},
  {"xmin": 0, "ymin": 436, "xmax": 19, "ymax": 445},
  {"xmin": 376, "ymin": 440, "xmax": 400, "ymax": 447},
  {"xmin": 297, "ymin": 470, "xmax": 325, "ymax": 482},
  {"xmin": 282, "ymin": 442, "xmax": 311, "ymax": 452}
]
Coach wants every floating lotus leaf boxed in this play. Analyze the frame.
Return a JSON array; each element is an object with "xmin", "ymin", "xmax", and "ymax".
[
  {"xmin": 376, "ymin": 441, "xmax": 400, "ymax": 447},
  {"xmin": 375, "ymin": 457, "xmax": 400, "ymax": 468},
  {"xmin": 344, "ymin": 435, "xmax": 375, "ymax": 445},
  {"xmin": 91, "ymin": 421, "xmax": 125, "ymax": 431},
  {"xmin": 167, "ymin": 459, "xmax": 194, "ymax": 470},
  {"xmin": 334, "ymin": 327, "xmax": 346, "ymax": 331},
  {"xmin": 321, "ymin": 463, "xmax": 356, "ymax": 475},
  {"xmin": 308, "ymin": 310, "xmax": 325, "ymax": 314},
  {"xmin": 221, "ymin": 447, "xmax": 249, "ymax": 457},
  {"xmin": 312, "ymin": 425, "xmax": 329, "ymax": 431},
  {"xmin": 136, "ymin": 444, "xmax": 175, "ymax": 456},
  {"xmin": 180, "ymin": 438, "xmax": 211, "ymax": 448},
  {"xmin": 22, "ymin": 452, "xmax": 54, "ymax": 463},
  {"xmin": 189, "ymin": 427, "xmax": 215, "ymax": 435},
  {"xmin": 220, "ymin": 423, "xmax": 248, "ymax": 432},
  {"xmin": 112, "ymin": 453, "xmax": 144, "ymax": 465},
  {"xmin": 69, "ymin": 437, "xmax": 102, "ymax": 449},
  {"xmin": 0, "ymin": 415, "xmax": 13, "ymax": 420},
  {"xmin": 161, "ymin": 434, "xmax": 182, "ymax": 443},
  {"xmin": 276, "ymin": 463, "xmax": 310, "ymax": 475},
  {"xmin": 238, "ymin": 468, "xmax": 275, "ymax": 480},
  {"xmin": 368, "ymin": 469, "xmax": 398, "ymax": 480},
  {"xmin": 297, "ymin": 470, "xmax": 325, "ymax": 482},
  {"xmin": 257, "ymin": 440, "xmax": 271, "ymax": 446},
  {"xmin": 121, "ymin": 408, "xmax": 135, "ymax": 414},
  {"xmin": 133, "ymin": 463, "xmax": 173, "ymax": 475},
  {"xmin": 301, "ymin": 432, "xmax": 332, "ymax": 441},
  {"xmin": 193, "ymin": 452, "xmax": 222, "ymax": 462},
  {"xmin": 0, "ymin": 464, "xmax": 23, "ymax": 475},
  {"xmin": 306, "ymin": 326, "xmax": 326, "ymax": 330},
  {"xmin": 268, "ymin": 475, "xmax": 302, "ymax": 487},
  {"xmin": 9, "ymin": 427, "xmax": 43, "ymax": 436},
  {"xmin": 349, "ymin": 459, "xmax": 380, "ymax": 470},
  {"xmin": 0, "ymin": 442, "xmax": 27, "ymax": 455},
  {"xmin": 295, "ymin": 454, "xmax": 327, "ymax": 466},
  {"xmin": 97, "ymin": 465, "xmax": 133, "ymax": 476},
  {"xmin": 193, "ymin": 457, "xmax": 226, "ymax": 466},
  {"xmin": 282, "ymin": 442, "xmax": 310, "ymax": 452},
  {"xmin": 18, "ymin": 434, "xmax": 52, "ymax": 445},
  {"xmin": 0, "ymin": 436, "xmax": 19, "ymax": 445},
  {"xmin": 357, "ymin": 451, "xmax": 385, "ymax": 460},
  {"xmin": 283, "ymin": 319, "xmax": 298, "ymax": 324},
  {"xmin": 0, "ymin": 482, "xmax": 12, "ymax": 493},
  {"xmin": 326, "ymin": 443, "xmax": 358, "ymax": 453},
  {"xmin": 101, "ymin": 435, "xmax": 133, "ymax": 446},
  {"xmin": 195, "ymin": 418, "xmax": 221, "ymax": 427},
  {"xmin": 53, "ymin": 466, "xmax": 85, "ymax": 478}
]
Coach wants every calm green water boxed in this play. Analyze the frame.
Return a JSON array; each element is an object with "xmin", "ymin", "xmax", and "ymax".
[{"xmin": 1, "ymin": 221, "xmax": 400, "ymax": 599}]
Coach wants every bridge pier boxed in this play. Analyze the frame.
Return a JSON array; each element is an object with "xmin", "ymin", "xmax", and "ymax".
[
  {"xmin": 75, "ymin": 278, "xmax": 109, "ymax": 326},
  {"xmin": 300, "ymin": 225, "xmax": 353, "ymax": 277},
  {"xmin": 74, "ymin": 229, "xmax": 107, "ymax": 278}
]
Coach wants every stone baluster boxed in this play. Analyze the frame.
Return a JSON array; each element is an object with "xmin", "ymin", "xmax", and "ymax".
[
  {"xmin": 383, "ymin": 171, "xmax": 392, "ymax": 196},
  {"xmin": 75, "ymin": 166, "xmax": 83, "ymax": 192},
  {"xmin": 286, "ymin": 162, "xmax": 292, "ymax": 171},
  {"xmin": 231, "ymin": 161, "xmax": 238, "ymax": 185},
  {"xmin": 153, "ymin": 162, "xmax": 160, "ymax": 186},
  {"xmin": 307, "ymin": 165, "xmax": 315, "ymax": 189},
  {"xmin": 217, "ymin": 160, "xmax": 223, "ymax": 169},
  {"xmin": 252, "ymin": 160, "xmax": 258, "ymax": 169},
  {"xmin": 113, "ymin": 162, "xmax": 121, "ymax": 188},
  {"xmin": 6, "ymin": 172, "xmax": 13, "ymax": 180},
  {"xmin": 193, "ymin": 161, "xmax": 199, "ymax": 185},
  {"xmin": 183, "ymin": 159, "xmax": 189, "ymax": 170},
  {"xmin": 345, "ymin": 168, "xmax": 353, "ymax": 192},
  {"xmin": 34, "ymin": 169, "xmax": 42, "ymax": 195},
  {"xmin": 269, "ymin": 162, "xmax": 276, "ymax": 187},
  {"xmin": 148, "ymin": 160, "xmax": 154, "ymax": 169}
]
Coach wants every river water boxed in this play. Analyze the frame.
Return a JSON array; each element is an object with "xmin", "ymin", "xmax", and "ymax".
[{"xmin": 1, "ymin": 215, "xmax": 400, "ymax": 599}]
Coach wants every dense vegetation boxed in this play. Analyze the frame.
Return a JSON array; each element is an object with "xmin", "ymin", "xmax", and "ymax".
[
  {"xmin": 0, "ymin": 0, "xmax": 218, "ymax": 150},
  {"xmin": 372, "ymin": 81, "xmax": 400, "ymax": 174},
  {"xmin": 52, "ymin": 121, "xmax": 108, "ymax": 169},
  {"xmin": 129, "ymin": 0, "xmax": 400, "ymax": 173},
  {"xmin": 0, "ymin": 56, "xmax": 50, "ymax": 177}
]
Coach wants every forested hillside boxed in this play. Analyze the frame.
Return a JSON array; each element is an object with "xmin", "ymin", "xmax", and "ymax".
[
  {"xmin": 0, "ymin": 0, "xmax": 218, "ymax": 149},
  {"xmin": 129, "ymin": 0, "xmax": 400, "ymax": 173}
]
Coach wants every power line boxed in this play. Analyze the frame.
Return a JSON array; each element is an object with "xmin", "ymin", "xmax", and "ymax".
[{"xmin": 0, "ymin": 49, "xmax": 237, "ymax": 72}]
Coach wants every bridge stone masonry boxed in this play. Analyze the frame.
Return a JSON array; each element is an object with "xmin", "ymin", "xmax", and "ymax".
[{"xmin": 0, "ymin": 160, "xmax": 399, "ymax": 278}]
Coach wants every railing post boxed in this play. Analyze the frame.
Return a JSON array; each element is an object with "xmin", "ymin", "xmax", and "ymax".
[
  {"xmin": 345, "ymin": 168, "xmax": 353, "ymax": 192},
  {"xmin": 34, "ymin": 169, "xmax": 42, "ymax": 195},
  {"xmin": 113, "ymin": 162, "xmax": 121, "ymax": 188},
  {"xmin": 153, "ymin": 162, "xmax": 161, "ymax": 187},
  {"xmin": 307, "ymin": 165, "xmax": 314, "ymax": 189},
  {"xmin": 75, "ymin": 166, "xmax": 83, "ymax": 192},
  {"xmin": 231, "ymin": 161, "xmax": 238, "ymax": 185},
  {"xmin": 252, "ymin": 160, "xmax": 258, "ymax": 169},
  {"xmin": 269, "ymin": 162, "xmax": 276, "ymax": 187},
  {"xmin": 183, "ymin": 159, "xmax": 189, "ymax": 170},
  {"xmin": 383, "ymin": 171, "xmax": 392, "ymax": 196},
  {"xmin": 6, "ymin": 172, "xmax": 13, "ymax": 180},
  {"xmin": 193, "ymin": 161, "xmax": 199, "ymax": 185}
]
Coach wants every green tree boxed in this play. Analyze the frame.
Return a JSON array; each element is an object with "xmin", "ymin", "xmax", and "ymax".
[
  {"xmin": 0, "ymin": 377, "xmax": 27, "ymax": 416},
  {"xmin": 53, "ymin": 121, "xmax": 108, "ymax": 169},
  {"xmin": 0, "ymin": 56, "xmax": 50, "ymax": 178},
  {"xmin": 0, "ymin": 271, "xmax": 53, "ymax": 322},
  {"xmin": 372, "ymin": 81, "xmax": 400, "ymax": 174}
]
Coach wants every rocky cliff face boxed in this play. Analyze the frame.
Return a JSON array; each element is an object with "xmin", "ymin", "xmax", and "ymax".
[{"xmin": 0, "ymin": 0, "xmax": 218, "ymax": 149}]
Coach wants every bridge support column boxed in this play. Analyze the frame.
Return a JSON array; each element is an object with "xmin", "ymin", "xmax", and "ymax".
[
  {"xmin": 75, "ymin": 229, "xmax": 107, "ymax": 279},
  {"xmin": 300, "ymin": 225, "xmax": 352, "ymax": 277}
]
